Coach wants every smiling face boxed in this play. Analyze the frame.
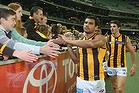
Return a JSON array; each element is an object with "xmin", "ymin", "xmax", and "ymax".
[
  {"xmin": 15, "ymin": 6, "xmax": 23, "ymax": 21},
  {"xmin": 8, "ymin": 3, "xmax": 22, "ymax": 21}
]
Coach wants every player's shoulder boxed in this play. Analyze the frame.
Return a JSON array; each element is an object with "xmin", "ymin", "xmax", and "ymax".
[{"xmin": 95, "ymin": 34, "xmax": 106, "ymax": 39}]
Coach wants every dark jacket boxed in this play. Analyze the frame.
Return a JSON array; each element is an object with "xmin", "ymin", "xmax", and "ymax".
[{"xmin": 23, "ymin": 18, "xmax": 49, "ymax": 42}]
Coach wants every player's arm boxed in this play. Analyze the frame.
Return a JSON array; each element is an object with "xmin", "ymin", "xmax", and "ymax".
[
  {"xmin": 126, "ymin": 36, "xmax": 136, "ymax": 65},
  {"xmin": 126, "ymin": 36, "xmax": 136, "ymax": 76},
  {"xmin": 67, "ymin": 45, "xmax": 79, "ymax": 64},
  {"xmin": 60, "ymin": 35, "xmax": 106, "ymax": 48}
]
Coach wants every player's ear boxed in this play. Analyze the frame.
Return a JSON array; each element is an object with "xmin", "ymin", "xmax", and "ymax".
[
  {"xmin": 95, "ymin": 25, "xmax": 98, "ymax": 31},
  {"xmin": 0, "ymin": 17, "xmax": 6, "ymax": 23}
]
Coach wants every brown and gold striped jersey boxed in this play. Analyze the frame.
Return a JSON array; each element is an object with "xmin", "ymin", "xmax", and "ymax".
[
  {"xmin": 78, "ymin": 36, "xmax": 106, "ymax": 81},
  {"xmin": 107, "ymin": 34, "xmax": 127, "ymax": 68}
]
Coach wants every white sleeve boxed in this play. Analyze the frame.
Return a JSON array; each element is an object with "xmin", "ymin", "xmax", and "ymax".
[
  {"xmin": 0, "ymin": 29, "xmax": 40, "ymax": 54},
  {"xmin": 13, "ymin": 42, "xmax": 40, "ymax": 54}
]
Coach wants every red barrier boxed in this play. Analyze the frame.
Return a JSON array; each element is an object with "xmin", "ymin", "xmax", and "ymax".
[{"xmin": 0, "ymin": 52, "xmax": 77, "ymax": 93}]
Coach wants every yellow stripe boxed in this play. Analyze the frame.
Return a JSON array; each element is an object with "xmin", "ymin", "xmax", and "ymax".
[
  {"xmin": 117, "ymin": 36, "xmax": 122, "ymax": 68},
  {"xmin": 98, "ymin": 48, "xmax": 105, "ymax": 79},
  {"xmin": 110, "ymin": 36, "xmax": 115, "ymax": 67},
  {"xmin": 87, "ymin": 48, "xmax": 94, "ymax": 81},
  {"xmin": 0, "ymin": 44, "xmax": 6, "ymax": 54},
  {"xmin": 36, "ymin": 31, "xmax": 47, "ymax": 38},
  {"xmin": 79, "ymin": 48, "xmax": 84, "ymax": 79}
]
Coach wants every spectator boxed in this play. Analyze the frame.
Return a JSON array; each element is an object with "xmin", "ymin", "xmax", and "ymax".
[
  {"xmin": 0, "ymin": 8, "xmax": 60, "ymax": 58},
  {"xmin": 39, "ymin": 15, "xmax": 48, "ymax": 25},
  {"xmin": 36, "ymin": 24, "xmax": 52, "ymax": 40},
  {"xmin": 8, "ymin": 2, "xmax": 47, "ymax": 46},
  {"xmin": 0, "ymin": 43, "xmax": 38, "ymax": 62},
  {"xmin": 24, "ymin": 6, "xmax": 49, "ymax": 42},
  {"xmin": 51, "ymin": 23, "xmax": 63, "ymax": 39}
]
